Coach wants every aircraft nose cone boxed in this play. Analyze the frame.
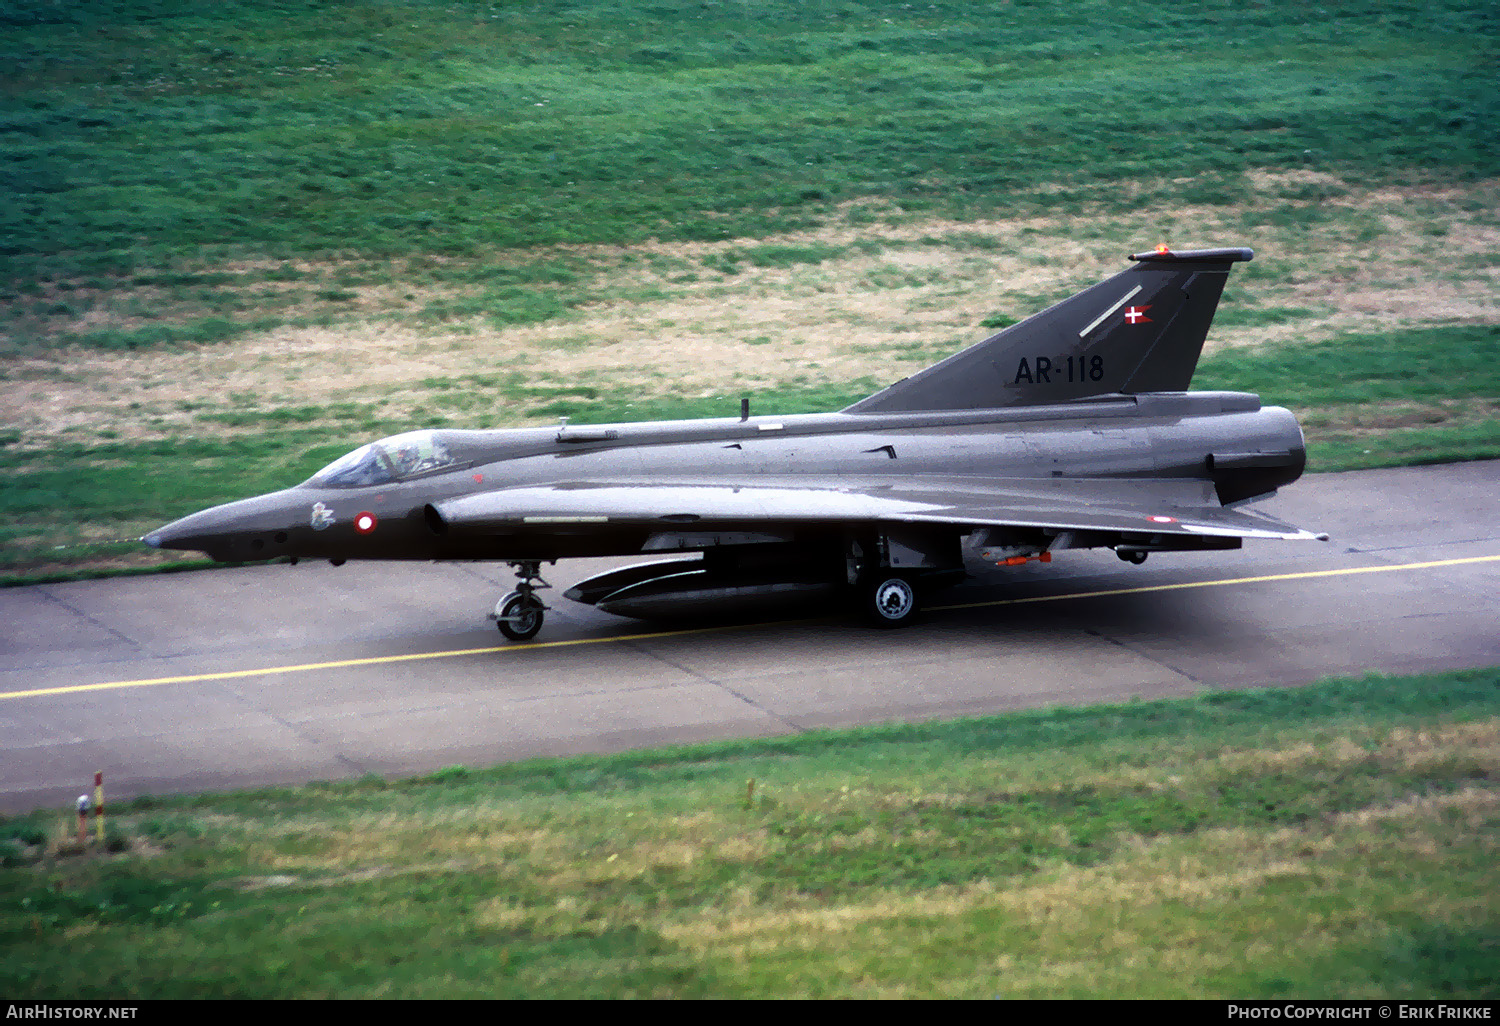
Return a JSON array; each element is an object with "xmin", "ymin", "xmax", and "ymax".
[
  {"xmin": 141, "ymin": 508, "xmax": 224, "ymax": 555},
  {"xmin": 141, "ymin": 515, "xmax": 202, "ymax": 552},
  {"xmin": 142, "ymin": 490, "xmax": 305, "ymax": 561}
]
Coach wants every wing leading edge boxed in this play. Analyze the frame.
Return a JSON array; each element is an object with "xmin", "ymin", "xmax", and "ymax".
[{"xmin": 431, "ymin": 477, "xmax": 1326, "ymax": 543}]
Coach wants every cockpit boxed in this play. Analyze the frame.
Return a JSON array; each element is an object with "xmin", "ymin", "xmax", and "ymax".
[{"xmin": 310, "ymin": 430, "xmax": 458, "ymax": 487}]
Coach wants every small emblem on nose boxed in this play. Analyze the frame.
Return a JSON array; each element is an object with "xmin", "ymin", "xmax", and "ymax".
[{"xmin": 310, "ymin": 502, "xmax": 336, "ymax": 531}]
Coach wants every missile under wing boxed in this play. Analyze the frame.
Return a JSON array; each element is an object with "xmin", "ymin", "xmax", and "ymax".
[{"xmin": 145, "ymin": 245, "xmax": 1326, "ymax": 639}]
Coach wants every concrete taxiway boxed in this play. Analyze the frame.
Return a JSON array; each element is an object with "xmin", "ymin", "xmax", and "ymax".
[{"xmin": 2, "ymin": 460, "xmax": 1497, "ymax": 813}]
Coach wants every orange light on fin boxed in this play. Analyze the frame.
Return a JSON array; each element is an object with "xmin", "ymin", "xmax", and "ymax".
[{"xmin": 1155, "ymin": 243, "xmax": 1171, "ymax": 255}]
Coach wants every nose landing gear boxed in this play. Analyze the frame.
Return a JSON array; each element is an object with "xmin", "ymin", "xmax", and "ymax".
[{"xmin": 490, "ymin": 560, "xmax": 552, "ymax": 641}]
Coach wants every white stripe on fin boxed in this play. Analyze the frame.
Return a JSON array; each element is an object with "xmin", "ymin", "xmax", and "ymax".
[{"xmin": 1078, "ymin": 285, "xmax": 1142, "ymax": 339}]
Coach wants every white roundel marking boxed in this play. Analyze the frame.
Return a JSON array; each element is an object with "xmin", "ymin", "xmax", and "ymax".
[
  {"xmin": 355, "ymin": 512, "xmax": 378, "ymax": 534},
  {"xmin": 1148, "ymin": 515, "xmax": 1177, "ymax": 524}
]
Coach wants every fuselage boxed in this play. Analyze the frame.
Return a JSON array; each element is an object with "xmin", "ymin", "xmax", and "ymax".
[{"xmin": 145, "ymin": 390, "xmax": 1306, "ymax": 566}]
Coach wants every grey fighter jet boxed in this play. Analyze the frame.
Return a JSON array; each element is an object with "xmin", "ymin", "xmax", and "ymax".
[{"xmin": 144, "ymin": 246, "xmax": 1326, "ymax": 640}]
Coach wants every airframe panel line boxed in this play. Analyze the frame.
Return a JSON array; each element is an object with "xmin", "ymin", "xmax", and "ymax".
[{"xmin": 3, "ymin": 553, "xmax": 1496, "ymax": 704}]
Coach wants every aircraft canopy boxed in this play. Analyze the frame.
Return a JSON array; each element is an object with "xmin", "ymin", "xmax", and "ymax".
[{"xmin": 312, "ymin": 430, "xmax": 456, "ymax": 487}]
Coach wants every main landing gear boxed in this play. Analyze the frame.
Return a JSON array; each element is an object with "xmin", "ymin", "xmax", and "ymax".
[
  {"xmin": 862, "ymin": 573, "xmax": 919, "ymax": 628},
  {"xmin": 846, "ymin": 532, "xmax": 958, "ymax": 629},
  {"xmin": 490, "ymin": 560, "xmax": 551, "ymax": 641}
]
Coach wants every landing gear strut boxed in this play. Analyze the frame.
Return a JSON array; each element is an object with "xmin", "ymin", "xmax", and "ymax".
[{"xmin": 491, "ymin": 560, "xmax": 551, "ymax": 641}]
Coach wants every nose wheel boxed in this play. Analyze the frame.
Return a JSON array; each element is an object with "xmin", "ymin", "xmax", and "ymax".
[{"xmin": 490, "ymin": 560, "xmax": 551, "ymax": 641}]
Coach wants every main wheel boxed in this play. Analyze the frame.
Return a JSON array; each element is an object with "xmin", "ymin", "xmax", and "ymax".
[
  {"xmin": 1117, "ymin": 549, "xmax": 1148, "ymax": 565},
  {"xmin": 863, "ymin": 574, "xmax": 918, "ymax": 628},
  {"xmin": 496, "ymin": 593, "xmax": 545, "ymax": 641}
]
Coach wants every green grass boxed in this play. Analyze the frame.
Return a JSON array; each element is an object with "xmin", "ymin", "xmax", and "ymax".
[
  {"xmin": 1310, "ymin": 420, "xmax": 1500, "ymax": 470},
  {"xmin": 3, "ymin": 0, "xmax": 1496, "ymax": 285},
  {"xmin": 50, "ymin": 316, "xmax": 284, "ymax": 351},
  {"xmin": 1196, "ymin": 324, "xmax": 1500, "ymax": 408},
  {"xmin": 2, "ymin": 667, "xmax": 1496, "ymax": 998}
]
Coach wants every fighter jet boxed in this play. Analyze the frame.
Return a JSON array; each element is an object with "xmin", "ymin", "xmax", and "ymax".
[{"xmin": 144, "ymin": 245, "xmax": 1326, "ymax": 640}]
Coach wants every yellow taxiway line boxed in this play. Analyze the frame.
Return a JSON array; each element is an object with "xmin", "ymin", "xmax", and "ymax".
[
  {"xmin": 4, "ymin": 553, "xmax": 1497, "ymax": 703},
  {"xmin": 932, "ymin": 553, "xmax": 1500, "ymax": 611}
]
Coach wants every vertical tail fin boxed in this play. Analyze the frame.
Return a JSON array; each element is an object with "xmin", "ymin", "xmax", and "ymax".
[{"xmin": 844, "ymin": 247, "xmax": 1253, "ymax": 414}]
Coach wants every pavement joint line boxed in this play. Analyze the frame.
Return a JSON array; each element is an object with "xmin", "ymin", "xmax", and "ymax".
[{"xmin": 4, "ymin": 553, "xmax": 1497, "ymax": 703}]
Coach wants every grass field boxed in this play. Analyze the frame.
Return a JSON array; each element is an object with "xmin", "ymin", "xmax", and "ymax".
[
  {"xmin": 5, "ymin": 1, "xmax": 1493, "ymax": 273},
  {"xmin": 2, "ymin": 667, "xmax": 1496, "ymax": 998},
  {"xmin": 1, "ymin": 0, "xmax": 1497, "ymax": 578}
]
